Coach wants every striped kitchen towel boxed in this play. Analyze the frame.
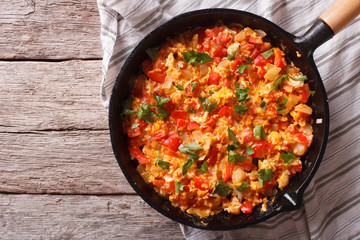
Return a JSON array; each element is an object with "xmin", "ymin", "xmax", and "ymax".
[{"xmin": 96, "ymin": 0, "xmax": 360, "ymax": 239}]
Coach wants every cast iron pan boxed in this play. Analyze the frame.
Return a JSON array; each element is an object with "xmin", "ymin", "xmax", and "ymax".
[{"xmin": 109, "ymin": 0, "xmax": 360, "ymax": 230}]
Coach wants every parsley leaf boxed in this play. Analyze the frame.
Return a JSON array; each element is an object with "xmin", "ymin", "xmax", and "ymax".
[
  {"xmin": 227, "ymin": 52, "xmax": 236, "ymax": 61},
  {"xmin": 309, "ymin": 90, "xmax": 316, "ymax": 96},
  {"xmin": 280, "ymin": 150, "xmax": 296, "ymax": 164},
  {"xmin": 183, "ymin": 142, "xmax": 204, "ymax": 152},
  {"xmin": 268, "ymin": 74, "xmax": 288, "ymax": 94},
  {"xmin": 276, "ymin": 97, "xmax": 288, "ymax": 114},
  {"xmin": 235, "ymin": 84, "xmax": 250, "ymax": 102},
  {"xmin": 198, "ymin": 161, "xmax": 208, "ymax": 173},
  {"xmin": 186, "ymin": 107, "xmax": 195, "ymax": 113},
  {"xmin": 154, "ymin": 95, "xmax": 171, "ymax": 107},
  {"xmin": 253, "ymin": 124, "xmax": 266, "ymax": 140},
  {"xmin": 182, "ymin": 50, "xmax": 213, "ymax": 65},
  {"xmin": 131, "ymin": 123, "xmax": 139, "ymax": 129},
  {"xmin": 226, "ymin": 144, "xmax": 236, "ymax": 151},
  {"xmin": 244, "ymin": 57, "xmax": 253, "ymax": 64},
  {"xmin": 145, "ymin": 45, "xmax": 162, "ymax": 62},
  {"xmin": 190, "ymin": 81, "xmax": 198, "ymax": 92},
  {"xmin": 228, "ymin": 150, "xmax": 248, "ymax": 163},
  {"xmin": 254, "ymin": 169, "xmax": 273, "ymax": 187},
  {"xmin": 237, "ymin": 64, "xmax": 251, "ymax": 74},
  {"xmin": 156, "ymin": 159, "xmax": 169, "ymax": 170},
  {"xmin": 290, "ymin": 74, "xmax": 308, "ymax": 81},
  {"xmin": 209, "ymin": 89, "xmax": 213, "ymax": 94},
  {"xmin": 212, "ymin": 180, "xmax": 232, "ymax": 197},
  {"xmin": 199, "ymin": 97, "xmax": 218, "ymax": 113},
  {"xmin": 236, "ymin": 182, "xmax": 249, "ymax": 192},
  {"xmin": 177, "ymin": 129, "xmax": 184, "ymax": 135},
  {"xmin": 182, "ymin": 158, "xmax": 195, "ymax": 175},
  {"xmin": 157, "ymin": 107, "xmax": 169, "ymax": 120},
  {"xmin": 245, "ymin": 146, "xmax": 254, "ymax": 155},
  {"xmin": 261, "ymin": 48, "xmax": 274, "ymax": 59},
  {"xmin": 227, "ymin": 127, "xmax": 240, "ymax": 149},
  {"xmin": 137, "ymin": 102, "xmax": 156, "ymax": 123},
  {"xmin": 175, "ymin": 84, "xmax": 184, "ymax": 91},
  {"xmin": 260, "ymin": 101, "xmax": 267, "ymax": 111},
  {"xmin": 175, "ymin": 181, "xmax": 185, "ymax": 194},
  {"xmin": 234, "ymin": 103, "xmax": 248, "ymax": 114}
]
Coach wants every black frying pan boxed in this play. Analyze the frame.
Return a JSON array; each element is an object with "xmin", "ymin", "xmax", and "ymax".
[{"xmin": 109, "ymin": 0, "xmax": 360, "ymax": 230}]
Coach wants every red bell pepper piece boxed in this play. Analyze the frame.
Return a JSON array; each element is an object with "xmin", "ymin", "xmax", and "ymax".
[{"xmin": 128, "ymin": 147, "xmax": 150, "ymax": 164}]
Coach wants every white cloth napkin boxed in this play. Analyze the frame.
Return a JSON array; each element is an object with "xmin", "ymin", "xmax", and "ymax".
[{"xmin": 96, "ymin": 0, "xmax": 360, "ymax": 239}]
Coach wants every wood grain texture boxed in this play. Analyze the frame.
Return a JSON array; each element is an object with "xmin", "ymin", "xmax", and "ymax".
[
  {"xmin": 0, "ymin": 130, "xmax": 135, "ymax": 194},
  {"xmin": 0, "ymin": 0, "xmax": 103, "ymax": 59},
  {"xmin": 0, "ymin": 194, "xmax": 184, "ymax": 240},
  {"xmin": 0, "ymin": 60, "xmax": 107, "ymax": 132}
]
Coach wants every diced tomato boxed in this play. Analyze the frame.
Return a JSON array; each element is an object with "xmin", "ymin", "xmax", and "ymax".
[
  {"xmin": 185, "ymin": 81, "xmax": 200, "ymax": 96},
  {"xmin": 205, "ymin": 117, "xmax": 217, "ymax": 128},
  {"xmin": 187, "ymin": 121, "xmax": 201, "ymax": 131},
  {"xmin": 242, "ymin": 128, "xmax": 254, "ymax": 144},
  {"xmin": 218, "ymin": 106, "xmax": 234, "ymax": 120},
  {"xmin": 208, "ymin": 72, "xmax": 221, "ymax": 85},
  {"xmin": 240, "ymin": 43, "xmax": 255, "ymax": 51},
  {"xmin": 170, "ymin": 110, "xmax": 187, "ymax": 120},
  {"xmin": 194, "ymin": 177, "xmax": 209, "ymax": 191},
  {"xmin": 291, "ymin": 163, "xmax": 303, "ymax": 174},
  {"xmin": 300, "ymin": 84, "xmax": 311, "ymax": 103},
  {"xmin": 253, "ymin": 140, "xmax": 267, "ymax": 158},
  {"xmin": 128, "ymin": 147, "xmax": 150, "ymax": 164},
  {"xmin": 273, "ymin": 48, "xmax": 286, "ymax": 68},
  {"xmin": 176, "ymin": 119, "xmax": 187, "ymax": 131},
  {"xmin": 205, "ymin": 27, "xmax": 223, "ymax": 39},
  {"xmin": 127, "ymin": 127, "xmax": 141, "ymax": 138},
  {"xmin": 230, "ymin": 58, "xmax": 244, "ymax": 72},
  {"xmin": 296, "ymin": 133, "xmax": 308, "ymax": 143},
  {"xmin": 239, "ymin": 156, "xmax": 253, "ymax": 172},
  {"xmin": 142, "ymin": 60, "xmax": 153, "ymax": 75},
  {"xmin": 207, "ymin": 147, "xmax": 219, "ymax": 166},
  {"xmin": 163, "ymin": 135, "xmax": 182, "ymax": 152},
  {"xmin": 250, "ymin": 48, "xmax": 260, "ymax": 59},
  {"xmin": 163, "ymin": 181, "xmax": 175, "ymax": 194},
  {"xmin": 223, "ymin": 163, "xmax": 234, "ymax": 182},
  {"xmin": 147, "ymin": 70, "xmax": 166, "ymax": 83},
  {"xmin": 154, "ymin": 132, "xmax": 167, "ymax": 141},
  {"xmin": 263, "ymin": 179, "xmax": 277, "ymax": 189},
  {"xmin": 253, "ymin": 54, "xmax": 268, "ymax": 66},
  {"xmin": 153, "ymin": 58, "xmax": 166, "ymax": 71},
  {"xmin": 152, "ymin": 179, "xmax": 165, "ymax": 188},
  {"xmin": 241, "ymin": 202, "xmax": 253, "ymax": 213},
  {"xmin": 163, "ymin": 99, "xmax": 176, "ymax": 112},
  {"xmin": 266, "ymin": 103, "xmax": 278, "ymax": 115},
  {"xmin": 249, "ymin": 36, "xmax": 263, "ymax": 44},
  {"xmin": 212, "ymin": 45, "xmax": 228, "ymax": 58}
]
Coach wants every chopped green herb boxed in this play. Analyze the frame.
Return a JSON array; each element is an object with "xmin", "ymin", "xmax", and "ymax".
[
  {"xmin": 236, "ymin": 182, "xmax": 249, "ymax": 192},
  {"xmin": 199, "ymin": 97, "xmax": 218, "ymax": 113},
  {"xmin": 182, "ymin": 50, "xmax": 213, "ymax": 65},
  {"xmin": 212, "ymin": 180, "xmax": 232, "ymax": 197},
  {"xmin": 244, "ymin": 57, "xmax": 253, "ymax": 64},
  {"xmin": 309, "ymin": 90, "xmax": 316, "ymax": 96},
  {"xmin": 237, "ymin": 64, "xmax": 251, "ymax": 74},
  {"xmin": 137, "ymin": 102, "xmax": 156, "ymax": 123},
  {"xmin": 175, "ymin": 84, "xmax": 184, "ymax": 91},
  {"xmin": 234, "ymin": 103, "xmax": 248, "ymax": 114},
  {"xmin": 280, "ymin": 150, "xmax": 296, "ymax": 164},
  {"xmin": 183, "ymin": 142, "xmax": 204, "ymax": 152},
  {"xmin": 209, "ymin": 89, "xmax": 213, "ymax": 94},
  {"xmin": 198, "ymin": 161, "xmax": 208, "ymax": 173},
  {"xmin": 212, "ymin": 42, "xmax": 223, "ymax": 48},
  {"xmin": 227, "ymin": 52, "xmax": 236, "ymax": 61},
  {"xmin": 260, "ymin": 101, "xmax": 267, "ymax": 111},
  {"xmin": 182, "ymin": 158, "xmax": 195, "ymax": 175},
  {"xmin": 175, "ymin": 180, "xmax": 186, "ymax": 194},
  {"xmin": 253, "ymin": 124, "xmax": 266, "ymax": 140},
  {"xmin": 276, "ymin": 97, "xmax": 288, "ymax": 114},
  {"xmin": 228, "ymin": 150, "xmax": 248, "ymax": 163},
  {"xmin": 254, "ymin": 169, "xmax": 273, "ymax": 187},
  {"xmin": 123, "ymin": 98, "xmax": 137, "ymax": 115},
  {"xmin": 261, "ymin": 48, "xmax": 274, "ymax": 59},
  {"xmin": 131, "ymin": 123, "xmax": 139, "ymax": 129},
  {"xmin": 190, "ymin": 81, "xmax": 198, "ymax": 92},
  {"xmin": 227, "ymin": 127, "xmax": 240, "ymax": 149},
  {"xmin": 157, "ymin": 107, "xmax": 169, "ymax": 120},
  {"xmin": 177, "ymin": 62, "xmax": 183, "ymax": 72},
  {"xmin": 235, "ymin": 84, "xmax": 250, "ymax": 102},
  {"xmin": 154, "ymin": 95, "xmax": 171, "ymax": 107},
  {"xmin": 245, "ymin": 146, "xmax": 254, "ymax": 156},
  {"xmin": 290, "ymin": 74, "xmax": 308, "ymax": 81},
  {"xmin": 177, "ymin": 129, "xmax": 184, "ymax": 135},
  {"xmin": 186, "ymin": 107, "xmax": 195, "ymax": 113},
  {"xmin": 226, "ymin": 144, "xmax": 236, "ymax": 151},
  {"xmin": 145, "ymin": 45, "xmax": 162, "ymax": 62},
  {"xmin": 155, "ymin": 150, "xmax": 169, "ymax": 171},
  {"xmin": 268, "ymin": 74, "xmax": 288, "ymax": 94}
]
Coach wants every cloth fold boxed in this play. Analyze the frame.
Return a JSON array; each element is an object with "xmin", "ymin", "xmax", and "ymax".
[{"xmin": 97, "ymin": 0, "xmax": 360, "ymax": 239}]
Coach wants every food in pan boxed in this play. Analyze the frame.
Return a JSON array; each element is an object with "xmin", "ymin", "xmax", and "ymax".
[{"xmin": 123, "ymin": 24, "xmax": 314, "ymax": 218}]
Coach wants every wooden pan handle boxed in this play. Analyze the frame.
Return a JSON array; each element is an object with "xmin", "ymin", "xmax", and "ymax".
[{"xmin": 319, "ymin": 0, "xmax": 360, "ymax": 34}]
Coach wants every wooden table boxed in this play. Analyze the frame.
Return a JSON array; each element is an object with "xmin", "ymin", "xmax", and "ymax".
[{"xmin": 0, "ymin": 1, "xmax": 184, "ymax": 239}]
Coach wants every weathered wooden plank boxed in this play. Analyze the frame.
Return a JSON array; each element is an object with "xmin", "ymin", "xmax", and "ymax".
[
  {"xmin": 0, "ymin": 130, "xmax": 135, "ymax": 194},
  {"xmin": 0, "ymin": 60, "xmax": 107, "ymax": 132},
  {"xmin": 0, "ymin": 194, "xmax": 184, "ymax": 240},
  {"xmin": 0, "ymin": 0, "xmax": 102, "ymax": 59}
]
